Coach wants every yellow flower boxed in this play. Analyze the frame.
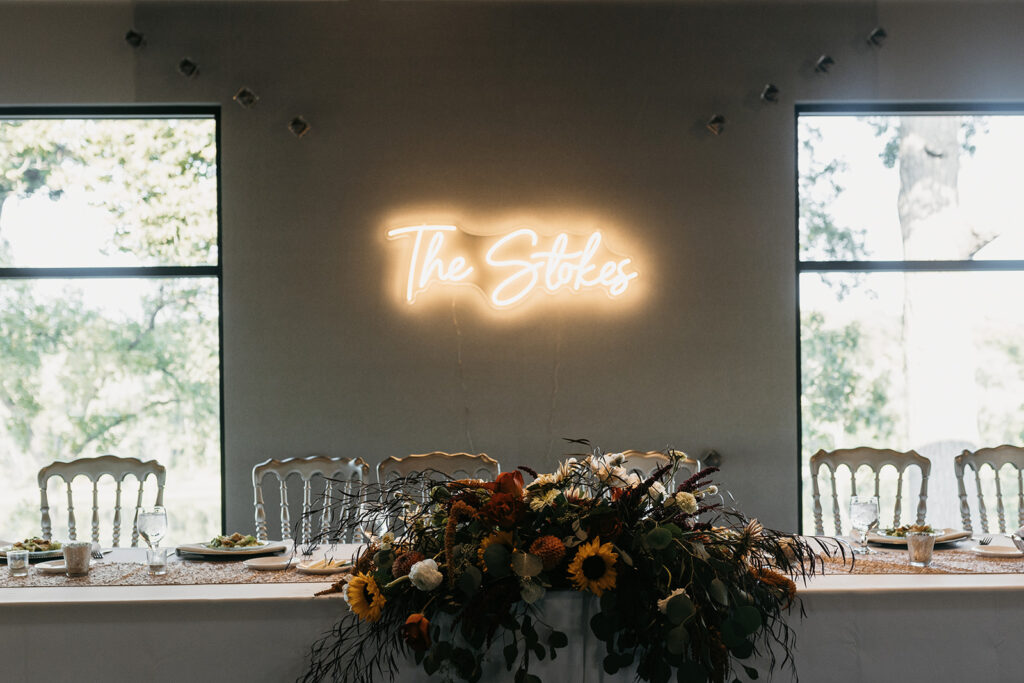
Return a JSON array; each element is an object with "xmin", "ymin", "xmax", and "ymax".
[
  {"xmin": 478, "ymin": 530, "xmax": 514, "ymax": 568},
  {"xmin": 346, "ymin": 572, "xmax": 386, "ymax": 622},
  {"xmin": 567, "ymin": 537, "xmax": 618, "ymax": 596}
]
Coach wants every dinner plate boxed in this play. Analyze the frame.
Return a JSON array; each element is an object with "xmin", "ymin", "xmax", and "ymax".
[
  {"xmin": 970, "ymin": 545, "xmax": 1023, "ymax": 558},
  {"xmin": 176, "ymin": 541, "xmax": 287, "ymax": 557},
  {"xmin": 243, "ymin": 555, "xmax": 296, "ymax": 571},
  {"xmin": 0, "ymin": 545, "xmax": 65, "ymax": 561},
  {"xmin": 296, "ymin": 559, "xmax": 352, "ymax": 575},
  {"xmin": 35, "ymin": 559, "xmax": 93, "ymax": 574},
  {"xmin": 866, "ymin": 529, "xmax": 971, "ymax": 546}
]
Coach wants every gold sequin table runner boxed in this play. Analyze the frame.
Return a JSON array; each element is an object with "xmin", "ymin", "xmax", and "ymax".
[{"xmin": 820, "ymin": 544, "xmax": 1024, "ymax": 575}]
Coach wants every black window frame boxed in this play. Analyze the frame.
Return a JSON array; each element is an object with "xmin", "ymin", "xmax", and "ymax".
[
  {"xmin": 0, "ymin": 104, "xmax": 225, "ymax": 532},
  {"xmin": 795, "ymin": 102, "xmax": 1024, "ymax": 531}
]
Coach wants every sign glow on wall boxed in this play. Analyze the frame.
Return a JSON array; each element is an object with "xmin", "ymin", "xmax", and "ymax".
[{"xmin": 386, "ymin": 224, "xmax": 639, "ymax": 308}]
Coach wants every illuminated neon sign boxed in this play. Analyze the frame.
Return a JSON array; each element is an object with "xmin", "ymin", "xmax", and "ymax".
[{"xmin": 386, "ymin": 224, "xmax": 638, "ymax": 308}]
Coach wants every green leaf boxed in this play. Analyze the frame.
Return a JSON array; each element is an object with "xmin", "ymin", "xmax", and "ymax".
[
  {"xmin": 520, "ymin": 579, "xmax": 545, "ymax": 604},
  {"xmin": 603, "ymin": 654, "xmax": 621, "ymax": 674},
  {"xmin": 532, "ymin": 642, "xmax": 546, "ymax": 660},
  {"xmin": 708, "ymin": 578, "xmax": 729, "ymax": 606},
  {"xmin": 720, "ymin": 619, "xmax": 746, "ymax": 649},
  {"xmin": 590, "ymin": 612, "xmax": 613, "ymax": 641},
  {"xmin": 646, "ymin": 526, "xmax": 673, "ymax": 550},
  {"xmin": 731, "ymin": 639, "xmax": 754, "ymax": 659},
  {"xmin": 511, "ymin": 551, "xmax": 544, "ymax": 578},
  {"xmin": 666, "ymin": 593, "xmax": 696, "ymax": 625},
  {"xmin": 423, "ymin": 652, "xmax": 440, "ymax": 675},
  {"xmin": 457, "ymin": 565, "xmax": 482, "ymax": 596},
  {"xmin": 665, "ymin": 623, "xmax": 690, "ymax": 655},
  {"xmin": 451, "ymin": 647, "xmax": 477, "ymax": 679},
  {"xmin": 743, "ymin": 665, "xmax": 760, "ymax": 680},
  {"xmin": 483, "ymin": 544, "xmax": 512, "ymax": 578},
  {"xmin": 733, "ymin": 605, "xmax": 762, "ymax": 635},
  {"xmin": 599, "ymin": 592, "xmax": 617, "ymax": 613},
  {"xmin": 549, "ymin": 630, "xmax": 569, "ymax": 648},
  {"xmin": 503, "ymin": 643, "xmax": 518, "ymax": 671}
]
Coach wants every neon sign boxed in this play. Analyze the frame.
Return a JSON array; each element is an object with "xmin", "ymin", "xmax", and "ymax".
[{"xmin": 386, "ymin": 224, "xmax": 638, "ymax": 308}]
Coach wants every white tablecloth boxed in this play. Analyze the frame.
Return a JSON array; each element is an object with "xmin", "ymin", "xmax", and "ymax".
[{"xmin": 4, "ymin": 548, "xmax": 1024, "ymax": 682}]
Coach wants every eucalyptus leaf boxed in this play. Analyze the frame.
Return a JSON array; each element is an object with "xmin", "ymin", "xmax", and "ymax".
[
  {"xmin": 646, "ymin": 527, "xmax": 673, "ymax": 550},
  {"xmin": 457, "ymin": 565, "xmax": 482, "ymax": 596},
  {"xmin": 483, "ymin": 543, "xmax": 512, "ymax": 578},
  {"xmin": 520, "ymin": 578, "xmax": 546, "ymax": 604},
  {"xmin": 511, "ymin": 551, "xmax": 544, "ymax": 578},
  {"xmin": 549, "ymin": 630, "xmax": 569, "ymax": 648},
  {"xmin": 666, "ymin": 593, "xmax": 696, "ymax": 625},
  {"xmin": 503, "ymin": 643, "xmax": 518, "ymax": 671},
  {"xmin": 665, "ymin": 623, "xmax": 690, "ymax": 655},
  {"xmin": 733, "ymin": 605, "xmax": 762, "ymax": 635},
  {"xmin": 708, "ymin": 578, "xmax": 729, "ymax": 606}
]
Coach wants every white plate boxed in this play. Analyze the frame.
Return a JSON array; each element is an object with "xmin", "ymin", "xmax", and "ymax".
[
  {"xmin": 243, "ymin": 555, "xmax": 296, "ymax": 571},
  {"xmin": 35, "ymin": 559, "xmax": 92, "ymax": 574},
  {"xmin": 296, "ymin": 559, "xmax": 352, "ymax": 575},
  {"xmin": 866, "ymin": 529, "xmax": 971, "ymax": 546},
  {"xmin": 0, "ymin": 544, "xmax": 65, "ymax": 561},
  {"xmin": 176, "ymin": 541, "xmax": 287, "ymax": 557},
  {"xmin": 970, "ymin": 545, "xmax": 1023, "ymax": 558}
]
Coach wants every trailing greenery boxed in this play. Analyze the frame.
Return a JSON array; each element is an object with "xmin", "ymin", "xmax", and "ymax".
[{"xmin": 302, "ymin": 445, "xmax": 838, "ymax": 683}]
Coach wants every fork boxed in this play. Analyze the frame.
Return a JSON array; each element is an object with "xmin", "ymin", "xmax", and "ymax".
[{"xmin": 979, "ymin": 535, "xmax": 993, "ymax": 546}]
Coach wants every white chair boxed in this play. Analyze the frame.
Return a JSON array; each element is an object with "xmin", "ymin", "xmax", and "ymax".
[
  {"xmin": 810, "ymin": 447, "xmax": 930, "ymax": 536},
  {"xmin": 253, "ymin": 455, "xmax": 370, "ymax": 544},
  {"xmin": 38, "ymin": 455, "xmax": 166, "ymax": 547},
  {"xmin": 376, "ymin": 451, "xmax": 500, "ymax": 485},
  {"xmin": 955, "ymin": 445, "xmax": 1024, "ymax": 533},
  {"xmin": 375, "ymin": 452, "xmax": 500, "ymax": 535},
  {"xmin": 620, "ymin": 450, "xmax": 700, "ymax": 487}
]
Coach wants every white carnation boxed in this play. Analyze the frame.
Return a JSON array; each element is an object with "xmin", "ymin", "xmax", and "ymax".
[
  {"xmin": 408, "ymin": 559, "xmax": 443, "ymax": 591},
  {"xmin": 675, "ymin": 492, "xmax": 698, "ymax": 514}
]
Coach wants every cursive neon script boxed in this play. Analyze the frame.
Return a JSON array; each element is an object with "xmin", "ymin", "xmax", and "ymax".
[{"xmin": 386, "ymin": 224, "xmax": 638, "ymax": 308}]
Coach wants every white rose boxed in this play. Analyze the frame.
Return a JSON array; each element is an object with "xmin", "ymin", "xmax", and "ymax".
[
  {"xmin": 647, "ymin": 481, "xmax": 666, "ymax": 502},
  {"xmin": 408, "ymin": 559, "xmax": 443, "ymax": 591},
  {"xmin": 675, "ymin": 492, "xmax": 698, "ymax": 515}
]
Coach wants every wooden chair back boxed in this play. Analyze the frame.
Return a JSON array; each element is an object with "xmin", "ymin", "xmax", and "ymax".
[
  {"xmin": 955, "ymin": 445, "xmax": 1024, "ymax": 533},
  {"xmin": 253, "ymin": 455, "xmax": 370, "ymax": 544},
  {"xmin": 38, "ymin": 455, "xmax": 166, "ymax": 547},
  {"xmin": 810, "ymin": 447, "xmax": 930, "ymax": 536}
]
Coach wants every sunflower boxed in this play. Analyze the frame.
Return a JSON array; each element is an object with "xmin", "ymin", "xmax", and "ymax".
[
  {"xmin": 567, "ymin": 537, "xmax": 618, "ymax": 596},
  {"xmin": 346, "ymin": 572, "xmax": 386, "ymax": 622},
  {"xmin": 478, "ymin": 530, "xmax": 514, "ymax": 568}
]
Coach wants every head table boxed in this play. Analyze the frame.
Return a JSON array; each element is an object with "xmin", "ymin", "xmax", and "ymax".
[{"xmin": 3, "ymin": 539, "xmax": 1024, "ymax": 682}]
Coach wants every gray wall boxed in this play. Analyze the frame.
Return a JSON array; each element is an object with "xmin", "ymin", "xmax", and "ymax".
[{"xmin": 2, "ymin": 0, "xmax": 1022, "ymax": 532}]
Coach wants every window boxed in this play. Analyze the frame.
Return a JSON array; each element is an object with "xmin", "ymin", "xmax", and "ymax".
[
  {"xmin": 798, "ymin": 105, "xmax": 1024, "ymax": 534},
  {"xmin": 0, "ymin": 107, "xmax": 221, "ymax": 544}
]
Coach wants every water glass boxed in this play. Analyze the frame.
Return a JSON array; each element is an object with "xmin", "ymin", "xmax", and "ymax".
[
  {"xmin": 849, "ymin": 495, "xmax": 879, "ymax": 555},
  {"xmin": 147, "ymin": 547, "xmax": 169, "ymax": 576},
  {"xmin": 7, "ymin": 550, "xmax": 29, "ymax": 577},
  {"xmin": 907, "ymin": 531, "xmax": 937, "ymax": 567},
  {"xmin": 137, "ymin": 506, "xmax": 168, "ymax": 548},
  {"xmin": 63, "ymin": 541, "xmax": 92, "ymax": 577}
]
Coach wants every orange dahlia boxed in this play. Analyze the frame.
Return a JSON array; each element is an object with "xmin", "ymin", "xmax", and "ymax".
[{"xmin": 529, "ymin": 535, "xmax": 566, "ymax": 570}]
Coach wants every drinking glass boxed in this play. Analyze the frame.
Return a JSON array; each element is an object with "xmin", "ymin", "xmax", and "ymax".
[
  {"xmin": 146, "ymin": 547, "xmax": 169, "ymax": 576},
  {"xmin": 7, "ymin": 550, "xmax": 29, "ymax": 577},
  {"xmin": 906, "ymin": 530, "xmax": 937, "ymax": 567},
  {"xmin": 849, "ymin": 495, "xmax": 879, "ymax": 555},
  {"xmin": 137, "ymin": 506, "xmax": 168, "ymax": 548}
]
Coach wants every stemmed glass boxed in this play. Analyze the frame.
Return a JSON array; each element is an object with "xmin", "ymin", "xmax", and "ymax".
[
  {"xmin": 137, "ymin": 506, "xmax": 168, "ymax": 549},
  {"xmin": 849, "ymin": 495, "xmax": 879, "ymax": 555}
]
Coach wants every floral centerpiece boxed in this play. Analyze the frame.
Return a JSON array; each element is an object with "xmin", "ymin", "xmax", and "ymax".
[{"xmin": 302, "ymin": 447, "xmax": 831, "ymax": 683}]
